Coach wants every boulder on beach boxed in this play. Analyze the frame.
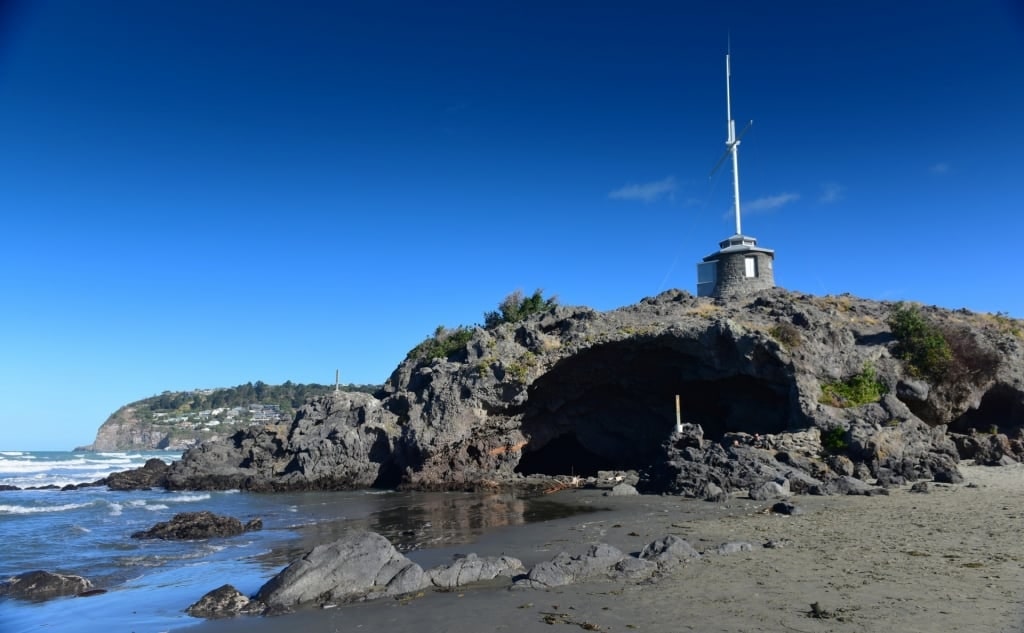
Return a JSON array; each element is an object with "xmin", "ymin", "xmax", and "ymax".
[
  {"xmin": 256, "ymin": 531, "xmax": 427, "ymax": 610},
  {"xmin": 638, "ymin": 534, "xmax": 701, "ymax": 568},
  {"xmin": 131, "ymin": 511, "xmax": 259, "ymax": 540},
  {"xmin": 186, "ymin": 584, "xmax": 265, "ymax": 619},
  {"xmin": 0, "ymin": 570, "xmax": 93, "ymax": 602},
  {"xmin": 516, "ymin": 543, "xmax": 626, "ymax": 589},
  {"xmin": 426, "ymin": 553, "xmax": 524, "ymax": 589}
]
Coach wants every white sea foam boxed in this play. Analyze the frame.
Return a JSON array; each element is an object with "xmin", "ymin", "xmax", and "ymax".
[
  {"xmin": 145, "ymin": 504, "xmax": 169, "ymax": 511},
  {"xmin": 108, "ymin": 502, "xmax": 123, "ymax": 516},
  {"xmin": 0, "ymin": 458, "xmax": 92, "ymax": 473},
  {"xmin": 0, "ymin": 451, "xmax": 25, "ymax": 456},
  {"xmin": 163, "ymin": 493, "xmax": 211, "ymax": 503},
  {"xmin": 0, "ymin": 502, "xmax": 93, "ymax": 514}
]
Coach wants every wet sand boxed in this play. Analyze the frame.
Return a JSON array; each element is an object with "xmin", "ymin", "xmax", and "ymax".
[{"xmin": 184, "ymin": 463, "xmax": 1024, "ymax": 633}]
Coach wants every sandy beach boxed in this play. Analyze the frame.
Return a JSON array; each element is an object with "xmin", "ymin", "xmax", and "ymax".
[{"xmin": 184, "ymin": 463, "xmax": 1024, "ymax": 633}]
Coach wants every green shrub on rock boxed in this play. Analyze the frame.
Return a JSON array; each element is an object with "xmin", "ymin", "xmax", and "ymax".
[
  {"xmin": 409, "ymin": 325, "xmax": 474, "ymax": 362},
  {"xmin": 819, "ymin": 363, "xmax": 886, "ymax": 408},
  {"xmin": 887, "ymin": 303, "xmax": 952, "ymax": 378},
  {"xmin": 820, "ymin": 426, "xmax": 848, "ymax": 455},
  {"xmin": 483, "ymin": 289, "xmax": 558, "ymax": 329}
]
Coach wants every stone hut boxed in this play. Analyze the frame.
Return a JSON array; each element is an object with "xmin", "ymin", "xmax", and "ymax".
[{"xmin": 696, "ymin": 233, "xmax": 775, "ymax": 298}]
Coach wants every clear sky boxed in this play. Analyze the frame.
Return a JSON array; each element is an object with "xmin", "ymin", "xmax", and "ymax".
[{"xmin": 2, "ymin": 1, "xmax": 1022, "ymax": 450}]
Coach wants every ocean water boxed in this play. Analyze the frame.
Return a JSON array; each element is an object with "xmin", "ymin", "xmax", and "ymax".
[{"xmin": 0, "ymin": 450, "xmax": 595, "ymax": 633}]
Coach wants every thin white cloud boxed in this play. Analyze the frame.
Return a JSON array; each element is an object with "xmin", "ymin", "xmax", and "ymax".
[
  {"xmin": 608, "ymin": 176, "xmax": 677, "ymax": 203},
  {"xmin": 819, "ymin": 182, "xmax": 845, "ymax": 204},
  {"xmin": 746, "ymin": 192, "xmax": 800, "ymax": 212},
  {"xmin": 930, "ymin": 162, "xmax": 951, "ymax": 174}
]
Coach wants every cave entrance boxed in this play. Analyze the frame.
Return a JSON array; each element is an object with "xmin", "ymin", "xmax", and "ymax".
[
  {"xmin": 513, "ymin": 337, "xmax": 799, "ymax": 477},
  {"xmin": 515, "ymin": 433, "xmax": 617, "ymax": 477},
  {"xmin": 949, "ymin": 384, "xmax": 1024, "ymax": 434}
]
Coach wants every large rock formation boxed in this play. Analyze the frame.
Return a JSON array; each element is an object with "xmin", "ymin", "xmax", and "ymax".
[
  {"xmin": 164, "ymin": 289, "xmax": 1024, "ymax": 495},
  {"xmin": 256, "ymin": 531, "xmax": 426, "ymax": 610}
]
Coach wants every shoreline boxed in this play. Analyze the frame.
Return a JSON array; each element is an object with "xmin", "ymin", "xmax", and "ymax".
[{"xmin": 183, "ymin": 462, "xmax": 1024, "ymax": 633}]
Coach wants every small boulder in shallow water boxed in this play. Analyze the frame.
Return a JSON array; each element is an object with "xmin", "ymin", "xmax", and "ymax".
[
  {"xmin": 131, "ymin": 511, "xmax": 258, "ymax": 540},
  {"xmin": 0, "ymin": 570, "xmax": 93, "ymax": 602}
]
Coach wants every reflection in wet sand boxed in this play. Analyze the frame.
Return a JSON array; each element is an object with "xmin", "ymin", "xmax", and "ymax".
[{"xmin": 258, "ymin": 491, "xmax": 603, "ymax": 568}]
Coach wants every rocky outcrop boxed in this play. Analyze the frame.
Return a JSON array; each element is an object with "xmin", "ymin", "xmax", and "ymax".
[
  {"xmin": 0, "ymin": 570, "xmax": 93, "ymax": 602},
  {"xmin": 163, "ymin": 289, "xmax": 1024, "ymax": 494},
  {"xmin": 255, "ymin": 531, "xmax": 427, "ymax": 611},
  {"xmin": 131, "ymin": 511, "xmax": 261, "ymax": 540},
  {"xmin": 101, "ymin": 458, "xmax": 170, "ymax": 490},
  {"xmin": 78, "ymin": 407, "xmax": 167, "ymax": 451},
  {"xmin": 165, "ymin": 393, "xmax": 400, "ymax": 491}
]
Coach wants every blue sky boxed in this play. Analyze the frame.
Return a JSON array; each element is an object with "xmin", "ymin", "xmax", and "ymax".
[{"xmin": 2, "ymin": 1, "xmax": 1022, "ymax": 450}]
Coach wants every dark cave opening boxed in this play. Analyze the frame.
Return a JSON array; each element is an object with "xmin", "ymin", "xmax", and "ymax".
[
  {"xmin": 949, "ymin": 384, "xmax": 1024, "ymax": 434},
  {"xmin": 513, "ymin": 338, "xmax": 799, "ymax": 477},
  {"xmin": 515, "ymin": 433, "xmax": 619, "ymax": 477}
]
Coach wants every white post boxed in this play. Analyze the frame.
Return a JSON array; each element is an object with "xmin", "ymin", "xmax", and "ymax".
[
  {"xmin": 726, "ymin": 53, "xmax": 743, "ymax": 236},
  {"xmin": 675, "ymin": 394, "xmax": 683, "ymax": 433}
]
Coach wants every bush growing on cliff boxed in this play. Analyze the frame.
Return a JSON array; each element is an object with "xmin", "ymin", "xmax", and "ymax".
[
  {"xmin": 820, "ymin": 425, "xmax": 848, "ymax": 454},
  {"xmin": 819, "ymin": 363, "xmax": 886, "ymax": 408},
  {"xmin": 769, "ymin": 322, "xmax": 802, "ymax": 349},
  {"xmin": 484, "ymin": 289, "xmax": 558, "ymax": 329},
  {"xmin": 409, "ymin": 325, "xmax": 474, "ymax": 362},
  {"xmin": 888, "ymin": 303, "xmax": 952, "ymax": 378},
  {"xmin": 888, "ymin": 303, "xmax": 999, "ymax": 385}
]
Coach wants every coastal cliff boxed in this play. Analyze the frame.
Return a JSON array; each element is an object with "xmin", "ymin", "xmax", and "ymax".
[
  {"xmin": 79, "ymin": 382, "xmax": 375, "ymax": 452},
  {"xmin": 165, "ymin": 289, "xmax": 1024, "ymax": 495}
]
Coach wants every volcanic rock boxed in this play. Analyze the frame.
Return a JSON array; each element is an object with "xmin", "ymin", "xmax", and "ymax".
[
  {"xmin": 186, "ymin": 584, "xmax": 264, "ymax": 619},
  {"xmin": 256, "ymin": 531, "xmax": 427, "ymax": 610},
  {"xmin": 102, "ymin": 458, "xmax": 169, "ymax": 490},
  {"xmin": 0, "ymin": 570, "xmax": 93, "ymax": 601},
  {"xmin": 131, "ymin": 511, "xmax": 257, "ymax": 540},
  {"xmin": 426, "ymin": 553, "xmax": 523, "ymax": 589},
  {"xmin": 160, "ymin": 289, "xmax": 1024, "ymax": 494},
  {"xmin": 515, "ymin": 543, "xmax": 626, "ymax": 589}
]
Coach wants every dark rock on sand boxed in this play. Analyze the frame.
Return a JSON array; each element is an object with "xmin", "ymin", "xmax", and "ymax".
[
  {"xmin": 186, "ymin": 584, "xmax": 265, "ymax": 619},
  {"xmin": 131, "ymin": 511, "xmax": 258, "ymax": 540},
  {"xmin": 426, "ymin": 553, "xmax": 524, "ymax": 589},
  {"xmin": 256, "ymin": 531, "xmax": 427, "ymax": 610},
  {"xmin": 772, "ymin": 501, "xmax": 804, "ymax": 516},
  {"xmin": 0, "ymin": 570, "xmax": 93, "ymax": 601},
  {"xmin": 951, "ymin": 432, "xmax": 1022, "ymax": 466}
]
